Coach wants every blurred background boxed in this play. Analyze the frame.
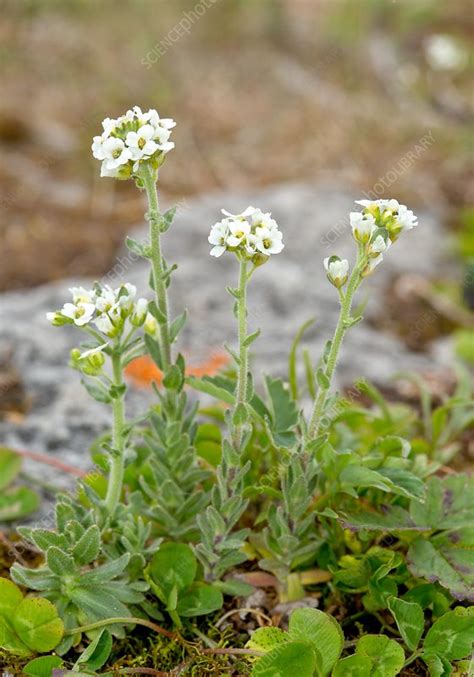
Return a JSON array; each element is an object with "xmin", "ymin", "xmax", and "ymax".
[{"xmin": 0, "ymin": 0, "xmax": 472, "ymax": 292}]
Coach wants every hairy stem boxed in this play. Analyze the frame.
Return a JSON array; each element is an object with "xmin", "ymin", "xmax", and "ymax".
[
  {"xmin": 307, "ymin": 250, "xmax": 365, "ymax": 440},
  {"xmin": 104, "ymin": 352, "xmax": 126, "ymax": 516},
  {"xmin": 141, "ymin": 163, "xmax": 172, "ymax": 372},
  {"xmin": 232, "ymin": 257, "xmax": 249, "ymax": 450},
  {"xmin": 66, "ymin": 616, "xmax": 176, "ymax": 639}
]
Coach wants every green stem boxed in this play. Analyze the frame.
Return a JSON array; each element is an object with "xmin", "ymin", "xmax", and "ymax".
[
  {"xmin": 307, "ymin": 251, "xmax": 365, "ymax": 441},
  {"xmin": 104, "ymin": 352, "xmax": 126, "ymax": 516},
  {"xmin": 141, "ymin": 164, "xmax": 172, "ymax": 372},
  {"xmin": 232, "ymin": 257, "xmax": 249, "ymax": 450},
  {"xmin": 65, "ymin": 616, "xmax": 175, "ymax": 639}
]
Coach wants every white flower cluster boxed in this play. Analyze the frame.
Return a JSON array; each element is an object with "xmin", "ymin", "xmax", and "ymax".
[
  {"xmin": 208, "ymin": 207, "xmax": 284, "ymax": 260},
  {"xmin": 91, "ymin": 106, "xmax": 176, "ymax": 179},
  {"xmin": 325, "ymin": 198, "xmax": 418, "ymax": 287},
  {"xmin": 47, "ymin": 283, "xmax": 149, "ymax": 338}
]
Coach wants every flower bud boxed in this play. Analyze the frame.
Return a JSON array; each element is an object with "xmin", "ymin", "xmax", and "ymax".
[
  {"xmin": 79, "ymin": 344, "xmax": 107, "ymax": 376},
  {"xmin": 324, "ymin": 256, "xmax": 349, "ymax": 288},
  {"xmin": 46, "ymin": 311, "xmax": 72, "ymax": 326},
  {"xmin": 368, "ymin": 234, "xmax": 391, "ymax": 258},
  {"xmin": 362, "ymin": 254, "xmax": 383, "ymax": 277},
  {"xmin": 130, "ymin": 298, "xmax": 148, "ymax": 326},
  {"xmin": 144, "ymin": 312, "xmax": 158, "ymax": 337}
]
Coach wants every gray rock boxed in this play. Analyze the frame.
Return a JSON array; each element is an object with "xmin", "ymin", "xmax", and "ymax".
[{"xmin": 0, "ymin": 183, "xmax": 451, "ymax": 497}]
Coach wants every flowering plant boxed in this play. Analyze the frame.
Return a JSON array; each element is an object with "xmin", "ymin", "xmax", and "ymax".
[{"xmin": 2, "ymin": 106, "xmax": 473, "ymax": 675}]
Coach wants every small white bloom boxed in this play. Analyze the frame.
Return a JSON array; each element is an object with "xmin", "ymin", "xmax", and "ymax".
[
  {"xmin": 69, "ymin": 286, "xmax": 95, "ymax": 304},
  {"xmin": 61, "ymin": 302, "xmax": 96, "ymax": 327},
  {"xmin": 94, "ymin": 313, "xmax": 115, "ymax": 336},
  {"xmin": 356, "ymin": 199, "xmax": 399, "ymax": 212},
  {"xmin": 226, "ymin": 218, "xmax": 251, "ymax": 247},
  {"xmin": 144, "ymin": 312, "xmax": 158, "ymax": 337},
  {"xmin": 254, "ymin": 225, "xmax": 284, "ymax": 255},
  {"xmin": 396, "ymin": 204, "xmax": 418, "ymax": 231},
  {"xmin": 91, "ymin": 134, "xmax": 107, "ymax": 161},
  {"xmin": 95, "ymin": 286, "xmax": 118, "ymax": 314},
  {"xmin": 208, "ymin": 221, "xmax": 230, "ymax": 257},
  {"xmin": 363, "ymin": 254, "xmax": 384, "ymax": 276},
  {"xmin": 131, "ymin": 297, "xmax": 148, "ymax": 326},
  {"xmin": 369, "ymin": 235, "xmax": 391, "ymax": 256},
  {"xmin": 126, "ymin": 124, "xmax": 160, "ymax": 160},
  {"xmin": 350, "ymin": 212, "xmax": 376, "ymax": 243},
  {"xmin": 324, "ymin": 257, "xmax": 349, "ymax": 288},
  {"xmin": 250, "ymin": 208, "xmax": 278, "ymax": 230},
  {"xmin": 101, "ymin": 137, "xmax": 132, "ymax": 170}
]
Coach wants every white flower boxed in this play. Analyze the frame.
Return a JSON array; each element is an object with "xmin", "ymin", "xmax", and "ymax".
[
  {"xmin": 126, "ymin": 125, "xmax": 160, "ymax": 160},
  {"xmin": 131, "ymin": 298, "xmax": 148, "ymax": 326},
  {"xmin": 61, "ymin": 302, "xmax": 96, "ymax": 327},
  {"xmin": 250, "ymin": 208, "xmax": 278, "ymax": 230},
  {"xmin": 144, "ymin": 312, "xmax": 158, "ymax": 337},
  {"xmin": 396, "ymin": 204, "xmax": 418, "ymax": 231},
  {"xmin": 94, "ymin": 313, "xmax": 115, "ymax": 336},
  {"xmin": 369, "ymin": 235, "xmax": 391, "ymax": 256},
  {"xmin": 254, "ymin": 225, "xmax": 284, "ymax": 255},
  {"xmin": 101, "ymin": 137, "xmax": 132, "ymax": 170},
  {"xmin": 356, "ymin": 199, "xmax": 400, "ymax": 212},
  {"xmin": 95, "ymin": 286, "xmax": 118, "ymax": 314},
  {"xmin": 363, "ymin": 254, "xmax": 384, "ymax": 276},
  {"xmin": 226, "ymin": 218, "xmax": 251, "ymax": 247},
  {"xmin": 324, "ymin": 257, "xmax": 349, "ymax": 288},
  {"xmin": 208, "ymin": 221, "xmax": 230, "ymax": 257},
  {"xmin": 116, "ymin": 283, "xmax": 137, "ymax": 311},
  {"xmin": 69, "ymin": 286, "xmax": 96, "ymax": 304},
  {"xmin": 350, "ymin": 212, "xmax": 376, "ymax": 243}
]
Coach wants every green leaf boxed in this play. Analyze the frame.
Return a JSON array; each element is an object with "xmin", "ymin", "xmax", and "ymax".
[
  {"xmin": 232, "ymin": 402, "xmax": 248, "ymax": 426},
  {"xmin": 288, "ymin": 317, "xmax": 316, "ymax": 400},
  {"xmin": 125, "ymin": 236, "xmax": 148, "ymax": 257},
  {"xmin": 175, "ymin": 583, "xmax": 223, "ymax": 617},
  {"xmin": 13, "ymin": 597, "xmax": 64, "ymax": 652},
  {"xmin": 46, "ymin": 547, "xmax": 76, "ymax": 576},
  {"xmin": 316, "ymin": 368, "xmax": 330, "ymax": 390},
  {"xmin": 144, "ymin": 334, "xmax": 163, "ymax": 370},
  {"xmin": 251, "ymin": 641, "xmax": 317, "ymax": 677},
  {"xmin": 163, "ymin": 361, "xmax": 185, "ymax": 391},
  {"xmin": 150, "ymin": 542, "xmax": 197, "ymax": 600},
  {"xmin": 23, "ymin": 655, "xmax": 64, "ymax": 676},
  {"xmin": 247, "ymin": 627, "xmax": 288, "ymax": 653},
  {"xmin": 0, "ymin": 447, "xmax": 22, "ymax": 489},
  {"xmin": 0, "ymin": 486, "xmax": 40, "ymax": 521},
  {"xmin": 169, "ymin": 310, "xmax": 187, "ymax": 343},
  {"xmin": 243, "ymin": 329, "xmax": 261, "ymax": 347},
  {"xmin": 356, "ymin": 635, "xmax": 405, "ymax": 677},
  {"xmin": 421, "ymin": 652, "xmax": 452, "ymax": 677},
  {"xmin": 264, "ymin": 375, "xmax": 298, "ymax": 434},
  {"xmin": 387, "ymin": 596, "xmax": 424, "ymax": 651},
  {"xmin": 288, "ymin": 608, "xmax": 343, "ymax": 675},
  {"xmin": 186, "ymin": 375, "xmax": 235, "ymax": 405},
  {"xmin": 377, "ymin": 468, "xmax": 425, "ymax": 500},
  {"xmin": 81, "ymin": 378, "xmax": 112, "ymax": 404},
  {"xmin": 0, "ymin": 621, "xmax": 31, "ymax": 656},
  {"xmin": 161, "ymin": 206, "xmax": 177, "ymax": 232},
  {"xmin": 0, "ymin": 578, "xmax": 23, "ymax": 618},
  {"xmin": 72, "ymin": 525, "xmax": 101, "ymax": 565},
  {"xmin": 408, "ymin": 532, "xmax": 474, "ymax": 602},
  {"xmin": 341, "ymin": 505, "xmax": 422, "ymax": 532},
  {"xmin": 424, "ymin": 607, "xmax": 474, "ymax": 660},
  {"xmin": 74, "ymin": 628, "xmax": 112, "ymax": 670},
  {"xmin": 333, "ymin": 654, "xmax": 373, "ymax": 677},
  {"xmin": 410, "ymin": 474, "xmax": 474, "ymax": 529},
  {"xmin": 339, "ymin": 465, "xmax": 394, "ymax": 494}
]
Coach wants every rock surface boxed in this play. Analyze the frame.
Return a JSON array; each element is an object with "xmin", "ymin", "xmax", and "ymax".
[{"xmin": 0, "ymin": 183, "xmax": 452, "ymax": 501}]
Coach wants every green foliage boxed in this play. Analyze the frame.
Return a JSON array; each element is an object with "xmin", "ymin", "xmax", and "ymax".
[
  {"xmin": 0, "ymin": 578, "xmax": 64, "ymax": 656},
  {"xmin": 148, "ymin": 542, "xmax": 223, "ymax": 625},
  {"xmin": 0, "ymin": 447, "xmax": 40, "ymax": 521},
  {"xmin": 10, "ymin": 500, "xmax": 144, "ymax": 655}
]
